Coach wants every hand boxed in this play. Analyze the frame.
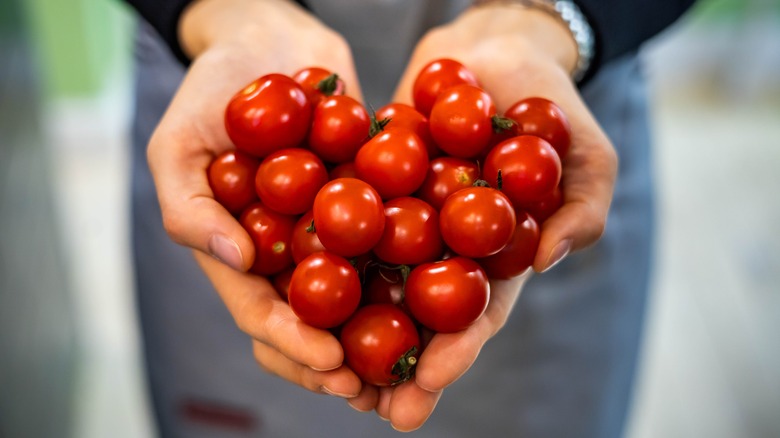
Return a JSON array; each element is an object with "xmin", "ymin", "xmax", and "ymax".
[
  {"xmin": 373, "ymin": 3, "xmax": 618, "ymax": 430},
  {"xmin": 147, "ymin": 0, "xmax": 363, "ymax": 398},
  {"xmin": 394, "ymin": 3, "xmax": 618, "ymax": 273}
]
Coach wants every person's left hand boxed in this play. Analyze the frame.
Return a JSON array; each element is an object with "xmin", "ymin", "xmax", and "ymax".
[{"xmin": 354, "ymin": 2, "xmax": 618, "ymax": 431}]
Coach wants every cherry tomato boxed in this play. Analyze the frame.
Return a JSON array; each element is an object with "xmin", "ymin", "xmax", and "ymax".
[
  {"xmin": 354, "ymin": 128, "xmax": 429, "ymax": 200},
  {"xmin": 312, "ymin": 178, "xmax": 385, "ymax": 257},
  {"xmin": 478, "ymin": 211, "xmax": 540, "ymax": 279},
  {"xmin": 291, "ymin": 210, "xmax": 326, "ymax": 264},
  {"xmin": 429, "ymin": 84, "xmax": 496, "ymax": 158},
  {"xmin": 483, "ymin": 135, "xmax": 562, "ymax": 205},
  {"xmin": 340, "ymin": 304, "xmax": 420, "ymax": 386},
  {"xmin": 439, "ymin": 186, "xmax": 516, "ymax": 258},
  {"xmin": 239, "ymin": 202, "xmax": 296, "ymax": 276},
  {"xmin": 415, "ymin": 157, "xmax": 480, "ymax": 211},
  {"xmin": 288, "ymin": 251, "xmax": 361, "ymax": 329},
  {"xmin": 292, "ymin": 67, "xmax": 345, "ymax": 105},
  {"xmin": 207, "ymin": 150, "xmax": 260, "ymax": 215},
  {"xmin": 412, "ymin": 58, "xmax": 479, "ymax": 117},
  {"xmin": 505, "ymin": 97, "xmax": 572, "ymax": 159},
  {"xmin": 516, "ymin": 185, "xmax": 563, "ymax": 224},
  {"xmin": 225, "ymin": 74, "xmax": 311, "ymax": 158},
  {"xmin": 405, "ymin": 257, "xmax": 489, "ymax": 333},
  {"xmin": 308, "ymin": 95, "xmax": 370, "ymax": 163},
  {"xmin": 254, "ymin": 148, "xmax": 328, "ymax": 215},
  {"xmin": 372, "ymin": 197, "xmax": 443, "ymax": 265},
  {"xmin": 328, "ymin": 162, "xmax": 357, "ymax": 180},
  {"xmin": 362, "ymin": 267, "xmax": 406, "ymax": 309},
  {"xmin": 272, "ymin": 266, "xmax": 295, "ymax": 301},
  {"xmin": 375, "ymin": 103, "xmax": 439, "ymax": 158}
]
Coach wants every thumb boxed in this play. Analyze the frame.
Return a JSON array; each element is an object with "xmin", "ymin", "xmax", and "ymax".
[{"xmin": 147, "ymin": 128, "xmax": 256, "ymax": 272}]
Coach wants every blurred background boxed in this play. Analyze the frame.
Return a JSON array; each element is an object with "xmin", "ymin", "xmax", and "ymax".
[{"xmin": 1, "ymin": 0, "xmax": 778, "ymax": 436}]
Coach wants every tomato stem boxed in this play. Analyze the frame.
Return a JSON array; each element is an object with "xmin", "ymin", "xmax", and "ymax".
[
  {"xmin": 472, "ymin": 179, "xmax": 491, "ymax": 188},
  {"xmin": 497, "ymin": 169, "xmax": 503, "ymax": 191},
  {"xmin": 390, "ymin": 346, "xmax": 419, "ymax": 385},
  {"xmin": 316, "ymin": 73, "xmax": 341, "ymax": 96},
  {"xmin": 306, "ymin": 219, "xmax": 316, "ymax": 233},
  {"xmin": 492, "ymin": 115, "xmax": 516, "ymax": 134}
]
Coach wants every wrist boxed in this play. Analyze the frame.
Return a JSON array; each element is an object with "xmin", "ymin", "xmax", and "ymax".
[
  {"xmin": 178, "ymin": 0, "xmax": 311, "ymax": 59},
  {"xmin": 468, "ymin": 0, "xmax": 590, "ymax": 81}
]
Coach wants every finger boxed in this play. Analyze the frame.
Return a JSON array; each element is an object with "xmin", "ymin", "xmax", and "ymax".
[
  {"xmin": 387, "ymin": 381, "xmax": 443, "ymax": 432},
  {"xmin": 252, "ymin": 341, "xmax": 361, "ymax": 398},
  {"xmin": 375, "ymin": 386, "xmax": 393, "ymax": 421},
  {"xmin": 195, "ymin": 252, "xmax": 344, "ymax": 370},
  {"xmin": 533, "ymin": 112, "xmax": 618, "ymax": 273},
  {"xmin": 147, "ymin": 122, "xmax": 255, "ymax": 272},
  {"xmin": 414, "ymin": 275, "xmax": 527, "ymax": 392},
  {"xmin": 347, "ymin": 384, "xmax": 379, "ymax": 412}
]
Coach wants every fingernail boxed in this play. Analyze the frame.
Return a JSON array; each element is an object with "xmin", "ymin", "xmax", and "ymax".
[
  {"xmin": 347, "ymin": 399, "xmax": 371, "ymax": 412},
  {"xmin": 320, "ymin": 386, "xmax": 357, "ymax": 398},
  {"xmin": 377, "ymin": 413, "xmax": 390, "ymax": 422},
  {"xmin": 542, "ymin": 239, "xmax": 571, "ymax": 273},
  {"xmin": 208, "ymin": 234, "xmax": 244, "ymax": 271}
]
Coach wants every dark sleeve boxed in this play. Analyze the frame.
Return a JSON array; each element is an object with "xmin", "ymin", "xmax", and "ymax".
[
  {"xmin": 121, "ymin": 0, "xmax": 309, "ymax": 65},
  {"xmin": 575, "ymin": 0, "xmax": 697, "ymax": 80}
]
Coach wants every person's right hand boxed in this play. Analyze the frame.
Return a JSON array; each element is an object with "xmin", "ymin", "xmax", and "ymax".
[{"xmin": 147, "ymin": 0, "xmax": 364, "ymax": 399}]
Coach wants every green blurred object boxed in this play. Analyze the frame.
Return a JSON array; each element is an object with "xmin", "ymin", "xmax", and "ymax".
[{"xmin": 20, "ymin": 0, "xmax": 132, "ymax": 98}]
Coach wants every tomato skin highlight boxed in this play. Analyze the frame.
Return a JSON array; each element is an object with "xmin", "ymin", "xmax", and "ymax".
[
  {"xmin": 429, "ymin": 84, "xmax": 497, "ymax": 159},
  {"xmin": 255, "ymin": 148, "xmax": 328, "ymax": 215},
  {"xmin": 312, "ymin": 178, "xmax": 385, "ymax": 258},
  {"xmin": 405, "ymin": 257, "xmax": 490, "ymax": 333},
  {"xmin": 208, "ymin": 150, "xmax": 260, "ymax": 215},
  {"xmin": 308, "ymin": 95, "xmax": 370, "ymax": 164},
  {"xmin": 340, "ymin": 304, "xmax": 421, "ymax": 386},
  {"xmin": 372, "ymin": 197, "xmax": 443, "ymax": 265},
  {"xmin": 288, "ymin": 251, "xmax": 361, "ymax": 329},
  {"xmin": 239, "ymin": 202, "xmax": 296, "ymax": 276},
  {"xmin": 413, "ymin": 58, "xmax": 479, "ymax": 117},
  {"xmin": 225, "ymin": 74, "xmax": 311, "ymax": 158},
  {"xmin": 439, "ymin": 186, "xmax": 516, "ymax": 258},
  {"xmin": 354, "ymin": 128, "xmax": 429, "ymax": 200},
  {"xmin": 415, "ymin": 157, "xmax": 480, "ymax": 211},
  {"xmin": 505, "ymin": 97, "xmax": 572, "ymax": 159},
  {"xmin": 478, "ymin": 211, "xmax": 540, "ymax": 279},
  {"xmin": 483, "ymin": 135, "xmax": 562, "ymax": 205}
]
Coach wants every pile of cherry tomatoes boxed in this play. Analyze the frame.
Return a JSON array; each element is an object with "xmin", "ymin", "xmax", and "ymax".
[{"xmin": 208, "ymin": 59, "xmax": 570, "ymax": 387}]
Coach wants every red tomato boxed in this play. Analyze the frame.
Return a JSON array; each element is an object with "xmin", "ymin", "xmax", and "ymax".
[
  {"xmin": 291, "ymin": 210, "xmax": 326, "ymax": 264},
  {"xmin": 292, "ymin": 67, "xmax": 345, "ymax": 105},
  {"xmin": 362, "ymin": 267, "xmax": 406, "ymax": 308},
  {"xmin": 372, "ymin": 197, "xmax": 443, "ymax": 265},
  {"xmin": 328, "ymin": 162, "xmax": 357, "ymax": 180},
  {"xmin": 272, "ymin": 266, "xmax": 295, "ymax": 301},
  {"xmin": 288, "ymin": 252, "xmax": 361, "ymax": 329},
  {"xmin": 255, "ymin": 148, "xmax": 328, "ymax": 215},
  {"xmin": 405, "ymin": 257, "xmax": 489, "ymax": 333},
  {"xmin": 207, "ymin": 150, "xmax": 260, "ymax": 215},
  {"xmin": 415, "ymin": 157, "xmax": 480, "ymax": 211},
  {"xmin": 412, "ymin": 58, "xmax": 479, "ymax": 117},
  {"xmin": 516, "ymin": 185, "xmax": 563, "ymax": 224},
  {"xmin": 308, "ymin": 95, "xmax": 370, "ymax": 163},
  {"xmin": 505, "ymin": 97, "xmax": 572, "ymax": 159},
  {"xmin": 375, "ymin": 103, "xmax": 439, "ymax": 158},
  {"xmin": 439, "ymin": 186, "xmax": 516, "ymax": 258},
  {"xmin": 478, "ymin": 211, "xmax": 540, "ymax": 279},
  {"xmin": 354, "ymin": 128, "xmax": 429, "ymax": 200},
  {"xmin": 429, "ymin": 84, "xmax": 496, "ymax": 158},
  {"xmin": 340, "ymin": 304, "xmax": 420, "ymax": 386},
  {"xmin": 225, "ymin": 74, "xmax": 311, "ymax": 158},
  {"xmin": 312, "ymin": 178, "xmax": 385, "ymax": 257},
  {"xmin": 483, "ymin": 135, "xmax": 562, "ymax": 205},
  {"xmin": 239, "ymin": 202, "xmax": 296, "ymax": 276}
]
